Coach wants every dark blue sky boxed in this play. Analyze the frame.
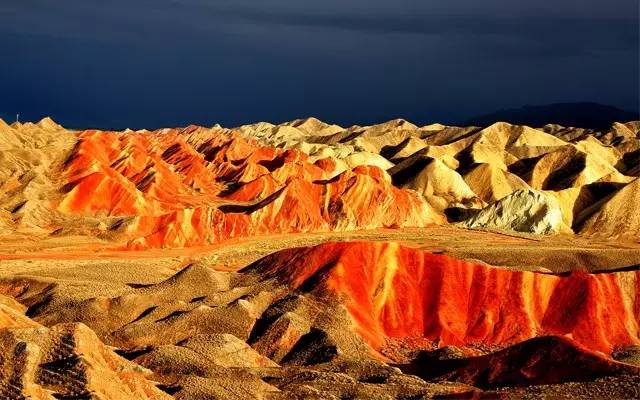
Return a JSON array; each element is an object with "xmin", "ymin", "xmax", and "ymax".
[{"xmin": 1, "ymin": 1, "xmax": 638, "ymax": 129}]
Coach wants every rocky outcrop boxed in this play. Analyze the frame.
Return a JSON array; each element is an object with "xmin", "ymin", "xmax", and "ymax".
[
  {"xmin": 56, "ymin": 128, "xmax": 441, "ymax": 248},
  {"xmin": 0, "ymin": 323, "xmax": 170, "ymax": 399},
  {"xmin": 578, "ymin": 177, "xmax": 640, "ymax": 239},
  {"xmin": 411, "ymin": 336, "xmax": 640, "ymax": 388},
  {"xmin": 5, "ymin": 241, "xmax": 640, "ymax": 397},
  {"xmin": 2, "ymin": 118, "xmax": 639, "ymax": 242},
  {"xmin": 246, "ymin": 241, "xmax": 640, "ymax": 354},
  {"xmin": 462, "ymin": 189, "xmax": 569, "ymax": 234}
]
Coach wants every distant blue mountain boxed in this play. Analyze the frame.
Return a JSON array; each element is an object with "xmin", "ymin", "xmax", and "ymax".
[{"xmin": 465, "ymin": 102, "xmax": 639, "ymax": 130}]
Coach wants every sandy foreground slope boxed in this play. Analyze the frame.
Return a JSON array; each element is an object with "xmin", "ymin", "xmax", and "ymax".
[
  {"xmin": 0, "ymin": 230, "xmax": 639, "ymax": 399},
  {"xmin": 0, "ymin": 118, "xmax": 639, "ymax": 398}
]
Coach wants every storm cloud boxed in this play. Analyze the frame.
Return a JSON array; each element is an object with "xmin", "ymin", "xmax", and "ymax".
[{"xmin": 0, "ymin": 0, "xmax": 637, "ymax": 128}]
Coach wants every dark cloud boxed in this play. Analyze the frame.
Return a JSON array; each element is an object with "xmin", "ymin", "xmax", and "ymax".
[{"xmin": 0, "ymin": 1, "xmax": 637, "ymax": 128}]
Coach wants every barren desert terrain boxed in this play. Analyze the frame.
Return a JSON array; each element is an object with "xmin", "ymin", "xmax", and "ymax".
[{"xmin": 1, "ymin": 117, "xmax": 639, "ymax": 399}]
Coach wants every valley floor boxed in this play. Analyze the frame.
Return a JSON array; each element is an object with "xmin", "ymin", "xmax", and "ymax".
[{"xmin": 1, "ymin": 226, "xmax": 638, "ymax": 274}]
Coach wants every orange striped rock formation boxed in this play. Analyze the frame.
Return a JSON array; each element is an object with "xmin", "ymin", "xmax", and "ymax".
[
  {"xmin": 57, "ymin": 127, "xmax": 441, "ymax": 248},
  {"xmin": 2, "ymin": 118, "xmax": 640, "ymax": 397},
  {"xmin": 3, "ymin": 117, "xmax": 640, "ymax": 242},
  {"xmin": 247, "ymin": 241, "xmax": 640, "ymax": 355}
]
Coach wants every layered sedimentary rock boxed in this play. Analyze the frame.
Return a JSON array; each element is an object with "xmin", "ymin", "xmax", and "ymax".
[
  {"xmin": 462, "ymin": 189, "xmax": 569, "ymax": 234},
  {"xmin": 0, "ymin": 322, "xmax": 170, "ymax": 400},
  {"xmin": 55, "ymin": 127, "xmax": 440, "ymax": 248},
  {"xmin": 239, "ymin": 118, "xmax": 640, "ymax": 237},
  {"xmin": 389, "ymin": 153, "xmax": 484, "ymax": 211},
  {"xmin": 246, "ymin": 241, "xmax": 640, "ymax": 354},
  {"xmin": 2, "ymin": 117, "xmax": 640, "ymax": 243},
  {"xmin": 462, "ymin": 162, "xmax": 529, "ymax": 203},
  {"xmin": 2, "ymin": 116, "xmax": 640, "ymax": 398},
  {"xmin": 0, "ymin": 117, "xmax": 76, "ymax": 231},
  {"xmin": 578, "ymin": 177, "xmax": 640, "ymax": 239},
  {"xmin": 4, "ymin": 240, "xmax": 639, "ymax": 398},
  {"xmin": 411, "ymin": 336, "xmax": 640, "ymax": 387}
]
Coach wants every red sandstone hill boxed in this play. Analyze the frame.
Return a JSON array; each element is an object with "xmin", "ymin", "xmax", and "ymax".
[
  {"xmin": 2, "ymin": 118, "xmax": 640, "ymax": 398},
  {"xmin": 56, "ymin": 127, "xmax": 441, "ymax": 248},
  {"xmin": 244, "ymin": 241, "xmax": 640, "ymax": 354},
  {"xmin": 2, "ymin": 240, "xmax": 639, "ymax": 397},
  {"xmin": 2, "ymin": 117, "xmax": 640, "ymax": 243}
]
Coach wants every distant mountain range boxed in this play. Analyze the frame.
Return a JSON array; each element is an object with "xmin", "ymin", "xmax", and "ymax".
[
  {"xmin": 464, "ymin": 102, "xmax": 639, "ymax": 130},
  {"xmin": 3, "ymin": 102, "xmax": 638, "ymax": 131}
]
